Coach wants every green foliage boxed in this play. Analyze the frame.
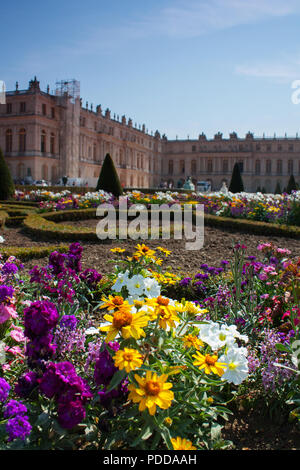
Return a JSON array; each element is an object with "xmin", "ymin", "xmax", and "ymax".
[
  {"xmin": 0, "ymin": 244, "xmax": 69, "ymax": 261},
  {"xmin": 229, "ymin": 163, "xmax": 244, "ymax": 193},
  {"xmin": 287, "ymin": 175, "xmax": 298, "ymax": 194},
  {"xmin": 96, "ymin": 153, "xmax": 123, "ymax": 197},
  {"xmin": 0, "ymin": 147, "xmax": 15, "ymax": 200}
]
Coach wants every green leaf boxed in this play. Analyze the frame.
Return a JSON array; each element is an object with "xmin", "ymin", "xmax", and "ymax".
[{"xmin": 106, "ymin": 369, "xmax": 127, "ymax": 393}]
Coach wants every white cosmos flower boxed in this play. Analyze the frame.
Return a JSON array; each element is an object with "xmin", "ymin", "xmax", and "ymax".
[
  {"xmin": 0, "ymin": 236, "xmax": 5, "ymax": 244},
  {"xmin": 219, "ymin": 348, "xmax": 249, "ymax": 385}
]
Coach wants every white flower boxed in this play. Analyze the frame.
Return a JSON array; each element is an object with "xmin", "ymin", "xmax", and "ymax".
[
  {"xmin": 111, "ymin": 270, "xmax": 130, "ymax": 293},
  {"xmin": 0, "ymin": 236, "xmax": 5, "ymax": 244},
  {"xmin": 126, "ymin": 274, "xmax": 146, "ymax": 298},
  {"xmin": 0, "ymin": 341, "xmax": 6, "ymax": 364},
  {"xmin": 84, "ymin": 327, "xmax": 100, "ymax": 336},
  {"xmin": 219, "ymin": 348, "xmax": 249, "ymax": 385},
  {"xmin": 143, "ymin": 277, "xmax": 161, "ymax": 298}
]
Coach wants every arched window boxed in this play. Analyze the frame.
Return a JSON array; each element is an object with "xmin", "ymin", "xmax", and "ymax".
[
  {"xmin": 288, "ymin": 159, "xmax": 294, "ymax": 175},
  {"xmin": 50, "ymin": 133, "xmax": 55, "ymax": 154},
  {"xmin": 19, "ymin": 128, "xmax": 26, "ymax": 152},
  {"xmin": 5, "ymin": 129, "xmax": 12, "ymax": 153},
  {"xmin": 266, "ymin": 160, "xmax": 272, "ymax": 175},
  {"xmin": 277, "ymin": 160, "xmax": 282, "ymax": 175},
  {"xmin": 41, "ymin": 130, "xmax": 46, "ymax": 153}
]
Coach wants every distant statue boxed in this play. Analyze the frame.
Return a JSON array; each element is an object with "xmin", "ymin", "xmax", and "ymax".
[
  {"xmin": 220, "ymin": 181, "xmax": 228, "ymax": 194},
  {"xmin": 183, "ymin": 176, "xmax": 195, "ymax": 191}
]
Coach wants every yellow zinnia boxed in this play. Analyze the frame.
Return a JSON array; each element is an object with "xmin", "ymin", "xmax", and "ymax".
[
  {"xmin": 113, "ymin": 348, "xmax": 143, "ymax": 373},
  {"xmin": 145, "ymin": 296, "xmax": 179, "ymax": 329},
  {"xmin": 192, "ymin": 352, "xmax": 225, "ymax": 377},
  {"xmin": 128, "ymin": 371, "xmax": 174, "ymax": 415},
  {"xmin": 99, "ymin": 295, "xmax": 131, "ymax": 312},
  {"xmin": 99, "ymin": 309, "xmax": 150, "ymax": 342},
  {"xmin": 182, "ymin": 334, "xmax": 204, "ymax": 350},
  {"xmin": 171, "ymin": 437, "xmax": 196, "ymax": 450}
]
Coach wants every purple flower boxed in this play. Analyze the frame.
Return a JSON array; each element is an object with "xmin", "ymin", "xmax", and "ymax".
[
  {"xmin": 80, "ymin": 269, "xmax": 102, "ymax": 288},
  {"xmin": 0, "ymin": 285, "xmax": 14, "ymax": 303},
  {"xmin": 2, "ymin": 263, "xmax": 18, "ymax": 275},
  {"xmin": 6, "ymin": 416, "xmax": 32, "ymax": 441},
  {"xmin": 94, "ymin": 343, "xmax": 120, "ymax": 387},
  {"xmin": 15, "ymin": 371, "xmax": 38, "ymax": 398},
  {"xmin": 0, "ymin": 377, "xmax": 10, "ymax": 403},
  {"xmin": 24, "ymin": 300, "xmax": 59, "ymax": 340},
  {"xmin": 179, "ymin": 277, "xmax": 192, "ymax": 287},
  {"xmin": 60, "ymin": 315, "xmax": 78, "ymax": 330},
  {"xmin": 3, "ymin": 400, "xmax": 27, "ymax": 418},
  {"xmin": 221, "ymin": 260, "xmax": 229, "ymax": 266},
  {"xmin": 57, "ymin": 400, "xmax": 86, "ymax": 429},
  {"xmin": 25, "ymin": 333, "xmax": 57, "ymax": 361},
  {"xmin": 48, "ymin": 251, "xmax": 67, "ymax": 275}
]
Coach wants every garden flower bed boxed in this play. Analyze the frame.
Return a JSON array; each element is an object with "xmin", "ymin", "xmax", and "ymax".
[{"xmin": 0, "ymin": 240, "xmax": 299, "ymax": 450}]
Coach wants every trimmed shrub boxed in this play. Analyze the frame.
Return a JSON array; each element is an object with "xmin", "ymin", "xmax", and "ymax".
[
  {"xmin": 0, "ymin": 245, "xmax": 69, "ymax": 262},
  {"xmin": 0, "ymin": 147, "xmax": 15, "ymax": 200},
  {"xmin": 229, "ymin": 163, "xmax": 244, "ymax": 193},
  {"xmin": 287, "ymin": 174, "xmax": 297, "ymax": 194},
  {"xmin": 96, "ymin": 153, "xmax": 123, "ymax": 197}
]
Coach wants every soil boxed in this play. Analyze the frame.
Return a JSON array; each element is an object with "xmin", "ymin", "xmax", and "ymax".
[{"xmin": 1, "ymin": 221, "xmax": 300, "ymax": 450}]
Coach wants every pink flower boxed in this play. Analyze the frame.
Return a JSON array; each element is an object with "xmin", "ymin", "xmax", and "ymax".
[
  {"xmin": 10, "ymin": 326, "xmax": 25, "ymax": 343},
  {"xmin": 0, "ymin": 305, "xmax": 18, "ymax": 324},
  {"xmin": 5, "ymin": 345, "xmax": 25, "ymax": 358}
]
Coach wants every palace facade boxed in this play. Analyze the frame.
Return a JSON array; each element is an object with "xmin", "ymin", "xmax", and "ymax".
[{"xmin": 0, "ymin": 77, "xmax": 299, "ymax": 192}]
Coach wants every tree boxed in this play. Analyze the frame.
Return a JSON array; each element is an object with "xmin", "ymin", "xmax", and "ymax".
[
  {"xmin": 0, "ymin": 147, "xmax": 15, "ymax": 200},
  {"xmin": 229, "ymin": 162, "xmax": 244, "ymax": 193},
  {"xmin": 274, "ymin": 181, "xmax": 282, "ymax": 194},
  {"xmin": 96, "ymin": 153, "xmax": 123, "ymax": 197},
  {"xmin": 286, "ymin": 174, "xmax": 297, "ymax": 194}
]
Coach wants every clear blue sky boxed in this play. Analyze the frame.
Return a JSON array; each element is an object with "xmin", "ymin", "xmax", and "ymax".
[{"xmin": 1, "ymin": 0, "xmax": 300, "ymax": 139}]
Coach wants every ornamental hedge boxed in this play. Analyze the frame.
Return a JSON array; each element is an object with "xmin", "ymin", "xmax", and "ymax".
[{"xmin": 0, "ymin": 244, "xmax": 69, "ymax": 262}]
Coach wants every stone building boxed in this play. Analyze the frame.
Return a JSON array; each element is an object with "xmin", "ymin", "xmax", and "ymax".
[{"xmin": 0, "ymin": 77, "xmax": 299, "ymax": 192}]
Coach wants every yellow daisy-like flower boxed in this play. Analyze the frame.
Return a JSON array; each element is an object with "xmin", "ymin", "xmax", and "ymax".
[
  {"xmin": 171, "ymin": 437, "xmax": 196, "ymax": 450},
  {"xmin": 99, "ymin": 309, "xmax": 150, "ymax": 342},
  {"xmin": 156, "ymin": 247, "xmax": 172, "ymax": 256},
  {"xmin": 192, "ymin": 352, "xmax": 225, "ymax": 377},
  {"xmin": 110, "ymin": 247, "xmax": 126, "ymax": 253},
  {"xmin": 134, "ymin": 244, "xmax": 156, "ymax": 259},
  {"xmin": 145, "ymin": 296, "xmax": 180, "ymax": 329},
  {"xmin": 99, "ymin": 295, "xmax": 131, "ymax": 312},
  {"xmin": 128, "ymin": 371, "xmax": 174, "ymax": 415},
  {"xmin": 182, "ymin": 334, "xmax": 204, "ymax": 350},
  {"xmin": 113, "ymin": 348, "xmax": 143, "ymax": 373}
]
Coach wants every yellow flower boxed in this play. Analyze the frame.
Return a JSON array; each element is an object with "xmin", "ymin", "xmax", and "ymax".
[
  {"xmin": 156, "ymin": 247, "xmax": 172, "ymax": 256},
  {"xmin": 100, "ymin": 295, "xmax": 131, "ymax": 312},
  {"xmin": 145, "ymin": 296, "xmax": 180, "ymax": 329},
  {"xmin": 182, "ymin": 334, "xmax": 204, "ymax": 350},
  {"xmin": 128, "ymin": 371, "xmax": 174, "ymax": 415},
  {"xmin": 134, "ymin": 244, "xmax": 156, "ymax": 259},
  {"xmin": 113, "ymin": 348, "xmax": 143, "ymax": 373},
  {"xmin": 171, "ymin": 437, "xmax": 196, "ymax": 450},
  {"xmin": 99, "ymin": 309, "xmax": 150, "ymax": 342},
  {"xmin": 110, "ymin": 247, "xmax": 126, "ymax": 253},
  {"xmin": 193, "ymin": 352, "xmax": 225, "ymax": 377},
  {"xmin": 164, "ymin": 417, "xmax": 173, "ymax": 427}
]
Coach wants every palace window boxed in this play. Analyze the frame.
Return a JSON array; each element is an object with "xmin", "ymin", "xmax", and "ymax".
[
  {"xmin": 180, "ymin": 160, "xmax": 185, "ymax": 174},
  {"xmin": 6, "ymin": 103, "xmax": 12, "ymax": 114},
  {"xmin": 5, "ymin": 129, "xmax": 12, "ymax": 153},
  {"xmin": 222, "ymin": 159, "xmax": 228, "ymax": 173},
  {"xmin": 255, "ymin": 160, "xmax": 261, "ymax": 175},
  {"xmin": 20, "ymin": 102, "xmax": 26, "ymax": 113},
  {"xmin": 191, "ymin": 159, "xmax": 196, "ymax": 174},
  {"xmin": 266, "ymin": 160, "xmax": 272, "ymax": 175},
  {"xmin": 276, "ymin": 160, "xmax": 282, "ymax": 175},
  {"xmin": 19, "ymin": 128, "xmax": 26, "ymax": 152},
  {"xmin": 41, "ymin": 130, "xmax": 46, "ymax": 153},
  {"xmin": 207, "ymin": 160, "xmax": 213, "ymax": 173},
  {"xmin": 42, "ymin": 104, "xmax": 47, "ymax": 116},
  {"xmin": 50, "ymin": 133, "xmax": 55, "ymax": 154},
  {"xmin": 288, "ymin": 159, "xmax": 294, "ymax": 175}
]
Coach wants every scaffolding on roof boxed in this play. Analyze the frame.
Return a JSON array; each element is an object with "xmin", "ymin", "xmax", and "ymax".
[{"xmin": 55, "ymin": 79, "xmax": 80, "ymax": 104}]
